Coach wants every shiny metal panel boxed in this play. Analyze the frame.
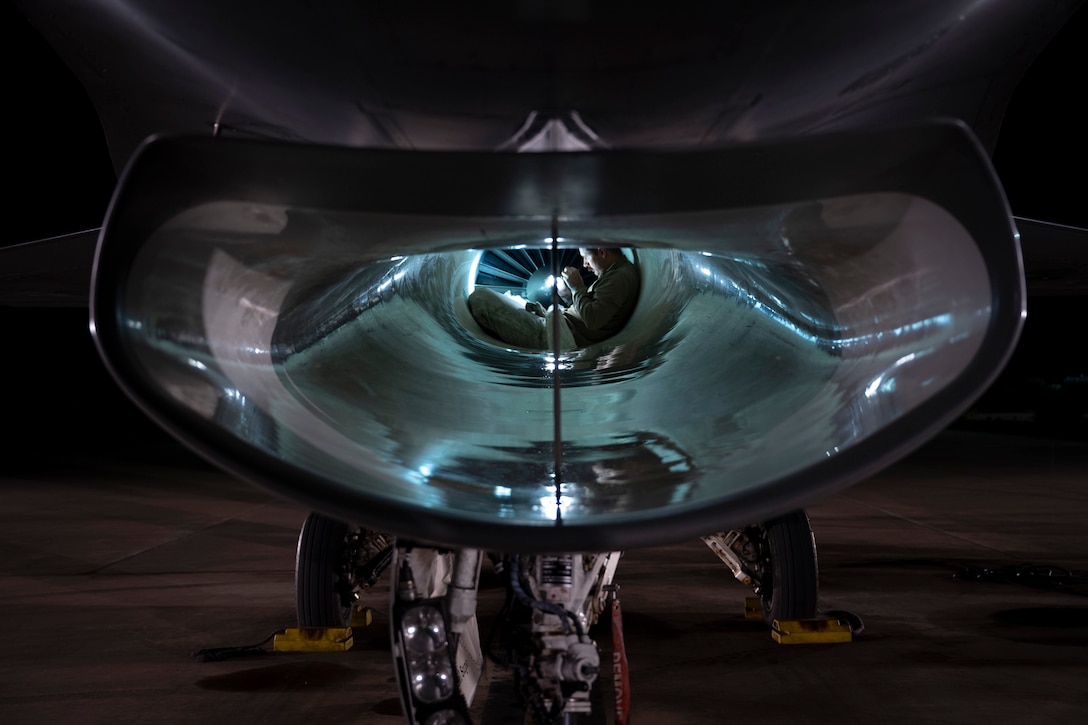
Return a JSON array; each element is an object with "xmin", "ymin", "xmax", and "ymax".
[{"xmin": 91, "ymin": 123, "xmax": 1023, "ymax": 550}]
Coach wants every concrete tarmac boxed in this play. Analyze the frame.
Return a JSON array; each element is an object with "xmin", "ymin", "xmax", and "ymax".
[{"xmin": 1, "ymin": 429, "xmax": 1085, "ymax": 724}]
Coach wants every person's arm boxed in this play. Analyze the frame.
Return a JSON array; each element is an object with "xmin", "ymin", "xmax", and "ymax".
[
  {"xmin": 567, "ymin": 265, "xmax": 638, "ymax": 332},
  {"xmin": 556, "ymin": 276, "xmax": 574, "ymax": 305}
]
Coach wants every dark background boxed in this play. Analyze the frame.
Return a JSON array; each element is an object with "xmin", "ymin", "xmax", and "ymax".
[{"xmin": 4, "ymin": 4, "xmax": 1085, "ymax": 460}]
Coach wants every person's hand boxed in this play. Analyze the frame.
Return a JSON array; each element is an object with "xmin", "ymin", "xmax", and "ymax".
[
  {"xmin": 562, "ymin": 266, "xmax": 585, "ymax": 291},
  {"xmin": 526, "ymin": 301, "xmax": 546, "ymax": 317}
]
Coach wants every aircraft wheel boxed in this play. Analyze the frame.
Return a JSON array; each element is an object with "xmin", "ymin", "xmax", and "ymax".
[
  {"xmin": 757, "ymin": 509, "xmax": 818, "ymax": 627},
  {"xmin": 295, "ymin": 511, "xmax": 355, "ymax": 627}
]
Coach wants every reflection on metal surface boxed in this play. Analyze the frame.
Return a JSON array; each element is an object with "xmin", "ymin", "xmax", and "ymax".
[{"xmin": 91, "ymin": 125, "xmax": 1023, "ymax": 551}]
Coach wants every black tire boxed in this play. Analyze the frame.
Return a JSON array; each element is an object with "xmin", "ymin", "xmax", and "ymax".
[
  {"xmin": 758, "ymin": 509, "xmax": 819, "ymax": 626},
  {"xmin": 295, "ymin": 511, "xmax": 354, "ymax": 627}
]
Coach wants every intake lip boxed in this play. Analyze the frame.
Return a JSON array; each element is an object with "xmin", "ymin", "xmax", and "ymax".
[{"xmin": 90, "ymin": 120, "xmax": 1023, "ymax": 552}]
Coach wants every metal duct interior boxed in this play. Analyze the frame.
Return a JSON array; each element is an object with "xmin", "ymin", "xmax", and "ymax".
[{"xmin": 91, "ymin": 128, "xmax": 1022, "ymax": 551}]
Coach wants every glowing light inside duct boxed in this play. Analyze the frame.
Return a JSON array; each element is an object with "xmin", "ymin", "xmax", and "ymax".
[
  {"xmin": 543, "ymin": 355, "xmax": 574, "ymax": 372},
  {"xmin": 539, "ymin": 491, "xmax": 573, "ymax": 521},
  {"xmin": 864, "ymin": 376, "xmax": 884, "ymax": 398}
]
